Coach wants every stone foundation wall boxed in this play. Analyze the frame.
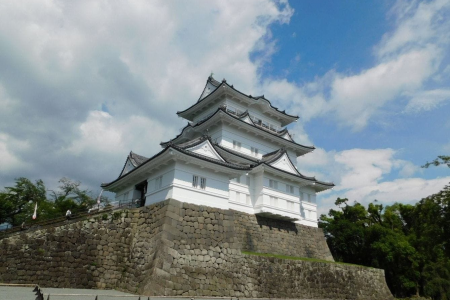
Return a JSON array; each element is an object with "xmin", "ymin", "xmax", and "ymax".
[
  {"xmin": 0, "ymin": 199, "xmax": 393, "ymax": 299},
  {"xmin": 233, "ymin": 212, "xmax": 334, "ymax": 261}
]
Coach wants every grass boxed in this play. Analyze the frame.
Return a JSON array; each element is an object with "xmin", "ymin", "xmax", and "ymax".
[{"xmin": 241, "ymin": 250, "xmax": 372, "ymax": 268}]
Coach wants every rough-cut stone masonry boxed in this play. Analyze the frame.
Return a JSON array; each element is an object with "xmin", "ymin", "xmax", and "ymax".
[
  {"xmin": 0, "ymin": 199, "xmax": 394, "ymax": 299},
  {"xmin": 234, "ymin": 212, "xmax": 334, "ymax": 261}
]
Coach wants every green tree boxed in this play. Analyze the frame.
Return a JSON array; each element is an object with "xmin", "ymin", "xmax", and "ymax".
[
  {"xmin": 319, "ymin": 187, "xmax": 450, "ymax": 299},
  {"xmin": 0, "ymin": 177, "xmax": 47, "ymax": 226},
  {"xmin": 48, "ymin": 177, "xmax": 97, "ymax": 215},
  {"xmin": 422, "ymin": 155, "xmax": 450, "ymax": 168}
]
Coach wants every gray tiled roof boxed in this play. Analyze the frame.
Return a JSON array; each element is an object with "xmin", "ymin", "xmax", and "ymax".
[
  {"xmin": 129, "ymin": 151, "xmax": 148, "ymax": 166},
  {"xmin": 179, "ymin": 76, "xmax": 299, "ymax": 120},
  {"xmin": 161, "ymin": 107, "xmax": 315, "ymax": 151}
]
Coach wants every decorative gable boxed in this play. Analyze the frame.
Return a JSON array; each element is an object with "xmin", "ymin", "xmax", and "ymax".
[
  {"xmin": 199, "ymin": 81, "xmax": 218, "ymax": 100},
  {"xmin": 269, "ymin": 153, "xmax": 299, "ymax": 175},
  {"xmin": 186, "ymin": 139, "xmax": 225, "ymax": 162},
  {"xmin": 240, "ymin": 115, "xmax": 254, "ymax": 125},
  {"xmin": 282, "ymin": 132, "xmax": 293, "ymax": 141},
  {"xmin": 121, "ymin": 158, "xmax": 135, "ymax": 176}
]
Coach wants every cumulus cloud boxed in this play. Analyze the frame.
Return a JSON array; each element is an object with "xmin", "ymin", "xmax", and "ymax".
[
  {"xmin": 0, "ymin": 0, "xmax": 292, "ymax": 190},
  {"xmin": 298, "ymin": 146, "xmax": 449, "ymax": 215},
  {"xmin": 264, "ymin": 0, "xmax": 450, "ymax": 131},
  {"xmin": 404, "ymin": 89, "xmax": 450, "ymax": 112}
]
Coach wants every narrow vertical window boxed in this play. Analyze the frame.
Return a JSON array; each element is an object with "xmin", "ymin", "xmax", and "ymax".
[
  {"xmin": 286, "ymin": 184, "xmax": 294, "ymax": 194},
  {"xmin": 192, "ymin": 175, "xmax": 198, "ymax": 188},
  {"xmin": 246, "ymin": 194, "xmax": 251, "ymax": 205},
  {"xmin": 200, "ymin": 177, "xmax": 206, "ymax": 190},
  {"xmin": 246, "ymin": 176, "xmax": 250, "ymax": 186},
  {"xmin": 233, "ymin": 140, "xmax": 241, "ymax": 150},
  {"xmin": 155, "ymin": 176, "xmax": 162, "ymax": 189},
  {"xmin": 269, "ymin": 179, "xmax": 278, "ymax": 189},
  {"xmin": 251, "ymin": 147, "xmax": 259, "ymax": 156}
]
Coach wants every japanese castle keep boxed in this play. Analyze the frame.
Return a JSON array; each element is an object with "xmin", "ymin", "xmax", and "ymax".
[
  {"xmin": 1, "ymin": 76, "xmax": 394, "ymax": 299},
  {"xmin": 102, "ymin": 76, "xmax": 334, "ymax": 227}
]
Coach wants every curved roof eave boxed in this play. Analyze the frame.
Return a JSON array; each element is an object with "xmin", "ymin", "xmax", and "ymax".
[
  {"xmin": 164, "ymin": 107, "xmax": 315, "ymax": 153},
  {"xmin": 214, "ymin": 143, "xmax": 259, "ymax": 163},
  {"xmin": 102, "ymin": 142, "xmax": 251, "ymax": 189},
  {"xmin": 177, "ymin": 77, "xmax": 299, "ymax": 124},
  {"xmin": 196, "ymin": 76, "xmax": 221, "ymax": 102}
]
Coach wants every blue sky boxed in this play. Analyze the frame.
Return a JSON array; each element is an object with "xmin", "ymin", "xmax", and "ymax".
[{"xmin": 0, "ymin": 0, "xmax": 449, "ymax": 214}]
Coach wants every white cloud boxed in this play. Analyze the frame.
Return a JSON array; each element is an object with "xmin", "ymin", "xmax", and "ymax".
[
  {"xmin": 297, "ymin": 146, "xmax": 448, "ymax": 215},
  {"xmin": 263, "ymin": 0, "xmax": 450, "ymax": 131},
  {"xmin": 376, "ymin": 0, "xmax": 450, "ymax": 58},
  {"xmin": 0, "ymin": 0, "xmax": 293, "ymax": 190},
  {"xmin": 404, "ymin": 89, "xmax": 450, "ymax": 112},
  {"xmin": 0, "ymin": 133, "xmax": 29, "ymax": 172},
  {"xmin": 330, "ymin": 47, "xmax": 440, "ymax": 130}
]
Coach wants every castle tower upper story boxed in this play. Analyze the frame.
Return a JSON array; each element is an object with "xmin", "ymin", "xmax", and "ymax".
[{"xmin": 163, "ymin": 76, "xmax": 314, "ymax": 165}]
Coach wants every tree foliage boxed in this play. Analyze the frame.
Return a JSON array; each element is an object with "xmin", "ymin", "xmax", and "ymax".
[
  {"xmin": 0, "ymin": 177, "xmax": 102, "ymax": 226},
  {"xmin": 422, "ymin": 155, "xmax": 450, "ymax": 168},
  {"xmin": 320, "ymin": 184, "xmax": 450, "ymax": 299}
]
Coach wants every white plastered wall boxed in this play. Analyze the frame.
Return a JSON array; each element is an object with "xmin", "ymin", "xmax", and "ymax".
[
  {"xmin": 171, "ymin": 161, "xmax": 231, "ymax": 209},
  {"xmin": 229, "ymin": 174, "xmax": 254, "ymax": 214},
  {"xmin": 261, "ymin": 174, "xmax": 302, "ymax": 215},
  {"xmin": 145, "ymin": 163, "xmax": 176, "ymax": 206}
]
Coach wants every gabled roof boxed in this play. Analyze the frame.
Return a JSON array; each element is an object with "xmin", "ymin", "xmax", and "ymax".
[
  {"xmin": 178, "ymin": 76, "xmax": 299, "ymax": 126},
  {"xmin": 102, "ymin": 136, "xmax": 251, "ymax": 190},
  {"xmin": 118, "ymin": 151, "xmax": 149, "ymax": 177},
  {"xmin": 214, "ymin": 144, "xmax": 334, "ymax": 191},
  {"xmin": 255, "ymin": 150, "xmax": 335, "ymax": 191},
  {"xmin": 161, "ymin": 106, "xmax": 315, "ymax": 156},
  {"xmin": 129, "ymin": 151, "xmax": 148, "ymax": 167},
  {"xmin": 260, "ymin": 149, "xmax": 315, "ymax": 180},
  {"xmin": 214, "ymin": 143, "xmax": 259, "ymax": 164}
]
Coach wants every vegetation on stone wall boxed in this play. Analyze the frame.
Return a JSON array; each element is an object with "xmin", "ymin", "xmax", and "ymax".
[
  {"xmin": 0, "ymin": 177, "xmax": 108, "ymax": 227},
  {"xmin": 319, "ymin": 183, "xmax": 450, "ymax": 300}
]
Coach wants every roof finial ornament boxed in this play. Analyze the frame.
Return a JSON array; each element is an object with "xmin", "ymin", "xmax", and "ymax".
[
  {"xmin": 222, "ymin": 78, "xmax": 227, "ymax": 83},
  {"xmin": 209, "ymin": 71, "xmax": 214, "ymax": 79}
]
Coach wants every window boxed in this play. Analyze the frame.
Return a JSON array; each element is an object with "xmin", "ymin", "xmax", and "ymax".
[
  {"xmin": 307, "ymin": 194, "xmax": 311, "ymax": 203},
  {"xmin": 155, "ymin": 176, "xmax": 162, "ymax": 189},
  {"xmin": 246, "ymin": 194, "xmax": 251, "ymax": 205},
  {"xmin": 200, "ymin": 177, "xmax": 206, "ymax": 190},
  {"xmin": 246, "ymin": 176, "xmax": 250, "ymax": 186},
  {"xmin": 235, "ymin": 176, "xmax": 241, "ymax": 184},
  {"xmin": 233, "ymin": 140, "xmax": 241, "ymax": 150},
  {"xmin": 123, "ymin": 191, "xmax": 129, "ymax": 201},
  {"xmin": 270, "ymin": 196, "xmax": 278, "ymax": 206},
  {"xmin": 300, "ymin": 192, "xmax": 304, "ymax": 201},
  {"xmin": 305, "ymin": 210, "xmax": 310, "ymax": 219},
  {"xmin": 269, "ymin": 179, "xmax": 278, "ymax": 189},
  {"xmin": 193, "ymin": 175, "xmax": 206, "ymax": 190},
  {"xmin": 235, "ymin": 191, "xmax": 240, "ymax": 202},
  {"xmin": 192, "ymin": 175, "xmax": 198, "ymax": 188},
  {"xmin": 251, "ymin": 147, "xmax": 259, "ymax": 156},
  {"xmin": 286, "ymin": 184, "xmax": 294, "ymax": 194}
]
